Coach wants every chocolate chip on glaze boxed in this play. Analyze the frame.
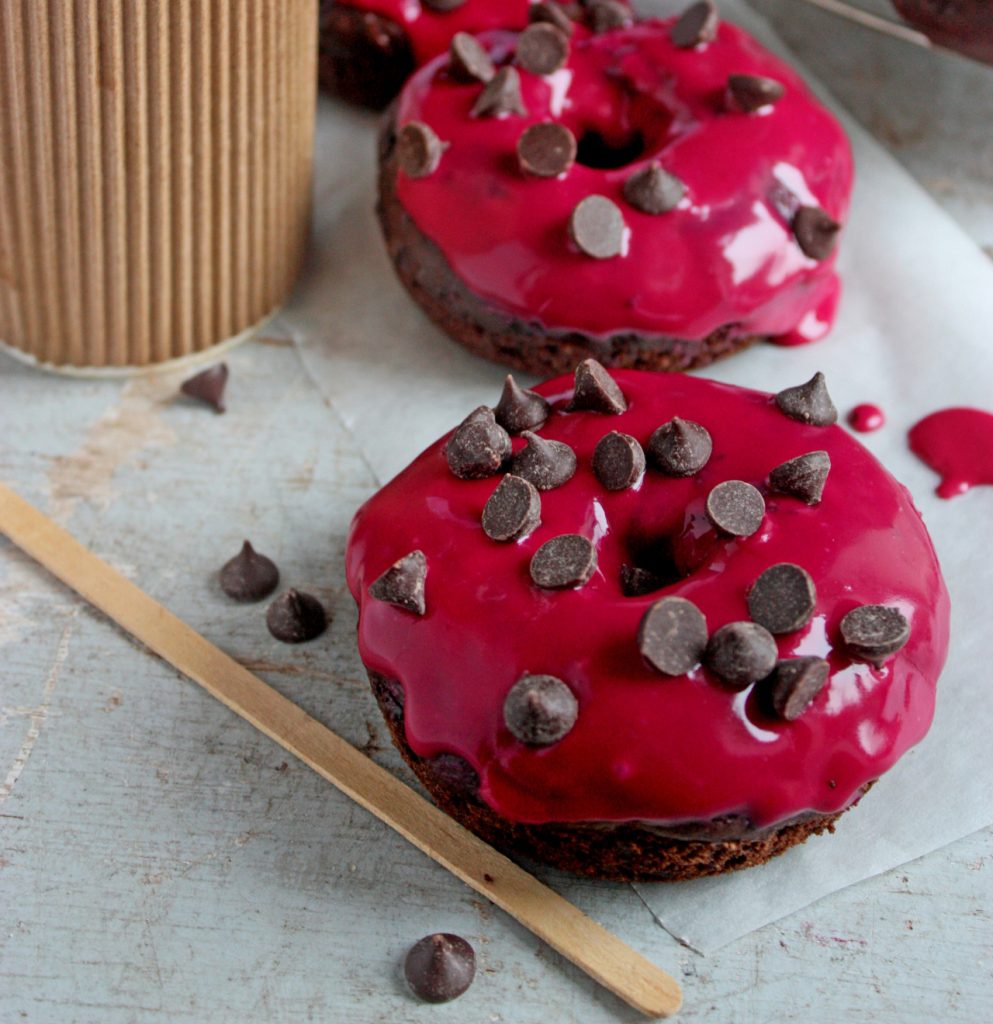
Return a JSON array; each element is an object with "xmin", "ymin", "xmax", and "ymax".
[
  {"xmin": 747, "ymin": 563, "xmax": 817, "ymax": 634},
  {"xmin": 449, "ymin": 32, "xmax": 495, "ymax": 84},
  {"xmin": 593, "ymin": 431, "xmax": 645, "ymax": 490},
  {"xmin": 181, "ymin": 363, "xmax": 228, "ymax": 413},
  {"xmin": 705, "ymin": 621, "xmax": 778, "ymax": 687},
  {"xmin": 445, "ymin": 406, "xmax": 512, "ymax": 479},
  {"xmin": 671, "ymin": 0, "xmax": 719, "ymax": 48},
  {"xmin": 504, "ymin": 673, "xmax": 579, "ymax": 745},
  {"xmin": 726, "ymin": 74, "xmax": 786, "ymax": 113},
  {"xmin": 220, "ymin": 541, "xmax": 279, "ymax": 602},
  {"xmin": 369, "ymin": 550, "xmax": 428, "ymax": 616},
  {"xmin": 569, "ymin": 358, "xmax": 628, "ymax": 414},
  {"xmin": 471, "ymin": 66, "xmax": 527, "ymax": 118},
  {"xmin": 767, "ymin": 657, "xmax": 830, "ymax": 721},
  {"xmin": 840, "ymin": 604, "xmax": 910, "ymax": 664},
  {"xmin": 494, "ymin": 375, "xmax": 551, "ymax": 434},
  {"xmin": 706, "ymin": 480, "xmax": 766, "ymax": 537},
  {"xmin": 397, "ymin": 122, "xmax": 447, "ymax": 178},
  {"xmin": 510, "ymin": 431, "xmax": 577, "ymax": 490},
  {"xmin": 516, "ymin": 22, "xmax": 570, "ymax": 76},
  {"xmin": 482, "ymin": 474, "xmax": 541, "ymax": 541},
  {"xmin": 586, "ymin": 0, "xmax": 633, "ymax": 33},
  {"xmin": 422, "ymin": 0, "xmax": 467, "ymax": 10},
  {"xmin": 776, "ymin": 372, "xmax": 838, "ymax": 426},
  {"xmin": 620, "ymin": 564, "xmax": 667, "ymax": 598},
  {"xmin": 529, "ymin": 1, "xmax": 576, "ymax": 35},
  {"xmin": 530, "ymin": 534, "xmax": 597, "ymax": 588},
  {"xmin": 266, "ymin": 589, "xmax": 328, "ymax": 644},
  {"xmin": 623, "ymin": 162, "xmax": 686, "ymax": 215},
  {"xmin": 569, "ymin": 195, "xmax": 627, "ymax": 259},
  {"xmin": 647, "ymin": 417, "xmax": 712, "ymax": 476},
  {"xmin": 769, "ymin": 450, "xmax": 831, "ymax": 505},
  {"xmin": 638, "ymin": 596, "xmax": 708, "ymax": 675},
  {"xmin": 517, "ymin": 122, "xmax": 577, "ymax": 177},
  {"xmin": 792, "ymin": 206, "xmax": 841, "ymax": 261},
  {"xmin": 404, "ymin": 933, "xmax": 475, "ymax": 1004}
]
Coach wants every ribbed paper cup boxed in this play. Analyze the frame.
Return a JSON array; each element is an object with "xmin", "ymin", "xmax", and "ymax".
[{"xmin": 0, "ymin": 1, "xmax": 316, "ymax": 372}]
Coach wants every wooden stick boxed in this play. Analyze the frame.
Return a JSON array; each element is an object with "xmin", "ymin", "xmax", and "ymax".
[
  {"xmin": 793, "ymin": 0, "xmax": 935, "ymax": 49},
  {"xmin": 0, "ymin": 483, "xmax": 682, "ymax": 1019}
]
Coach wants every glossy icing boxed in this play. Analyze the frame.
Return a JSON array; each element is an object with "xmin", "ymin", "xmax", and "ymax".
[
  {"xmin": 346, "ymin": 371, "xmax": 949, "ymax": 828},
  {"xmin": 909, "ymin": 406, "xmax": 993, "ymax": 499},
  {"xmin": 848, "ymin": 403, "xmax": 885, "ymax": 433},
  {"xmin": 393, "ymin": 19, "xmax": 853, "ymax": 345}
]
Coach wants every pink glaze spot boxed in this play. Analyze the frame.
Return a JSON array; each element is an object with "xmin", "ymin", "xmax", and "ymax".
[
  {"xmin": 909, "ymin": 407, "xmax": 993, "ymax": 499},
  {"xmin": 848, "ymin": 403, "xmax": 885, "ymax": 433}
]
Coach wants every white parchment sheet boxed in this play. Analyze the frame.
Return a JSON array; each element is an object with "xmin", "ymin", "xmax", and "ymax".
[{"xmin": 280, "ymin": 1, "xmax": 993, "ymax": 953}]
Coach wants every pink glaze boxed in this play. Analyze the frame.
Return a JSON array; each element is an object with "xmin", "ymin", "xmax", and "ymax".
[
  {"xmin": 346, "ymin": 371, "xmax": 949, "ymax": 828},
  {"xmin": 909, "ymin": 406, "xmax": 993, "ymax": 499},
  {"xmin": 848, "ymin": 403, "xmax": 885, "ymax": 433},
  {"xmin": 392, "ymin": 19, "xmax": 853, "ymax": 346}
]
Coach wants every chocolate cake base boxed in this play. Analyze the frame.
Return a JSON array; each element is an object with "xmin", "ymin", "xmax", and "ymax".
[
  {"xmin": 369, "ymin": 671, "xmax": 863, "ymax": 882},
  {"xmin": 892, "ymin": 0, "xmax": 993, "ymax": 63}
]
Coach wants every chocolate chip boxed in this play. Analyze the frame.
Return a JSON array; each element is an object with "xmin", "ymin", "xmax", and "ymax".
[
  {"xmin": 517, "ymin": 122, "xmax": 577, "ymax": 177},
  {"xmin": 445, "ymin": 406, "xmax": 512, "ymax": 479},
  {"xmin": 706, "ymin": 481, "xmax": 766, "ymax": 537},
  {"xmin": 648, "ymin": 417, "xmax": 712, "ymax": 476},
  {"xmin": 767, "ymin": 657, "xmax": 830, "ymax": 720},
  {"xmin": 504, "ymin": 673, "xmax": 578, "ymax": 745},
  {"xmin": 482, "ymin": 474, "xmax": 541, "ymax": 541},
  {"xmin": 494, "ymin": 375, "xmax": 551, "ymax": 434},
  {"xmin": 397, "ymin": 121, "xmax": 446, "ymax": 178},
  {"xmin": 516, "ymin": 22, "xmax": 570, "ymax": 76},
  {"xmin": 180, "ymin": 363, "xmax": 228, "ymax": 413},
  {"xmin": 219, "ymin": 541, "xmax": 279, "ymax": 602},
  {"xmin": 593, "ymin": 431, "xmax": 645, "ymax": 490},
  {"xmin": 623, "ymin": 162, "xmax": 686, "ymax": 215},
  {"xmin": 620, "ymin": 564, "xmax": 667, "ymax": 597},
  {"xmin": 705, "ymin": 621, "xmax": 778, "ymax": 686},
  {"xmin": 471, "ymin": 66, "xmax": 527, "ymax": 118},
  {"xmin": 671, "ymin": 0, "xmax": 718, "ymax": 48},
  {"xmin": 530, "ymin": 0, "xmax": 576, "ymax": 34},
  {"xmin": 404, "ymin": 933, "xmax": 476, "ymax": 1004},
  {"xmin": 747, "ymin": 563, "xmax": 817, "ymax": 634},
  {"xmin": 449, "ymin": 32, "xmax": 495, "ymax": 83},
  {"xmin": 726, "ymin": 74, "xmax": 786, "ymax": 113},
  {"xmin": 266, "ymin": 589, "xmax": 328, "ymax": 644},
  {"xmin": 569, "ymin": 358, "xmax": 628, "ymax": 414},
  {"xmin": 586, "ymin": 0, "xmax": 632, "ymax": 32},
  {"xmin": 792, "ymin": 205, "xmax": 841, "ymax": 261},
  {"xmin": 638, "ymin": 596, "xmax": 708, "ymax": 675},
  {"xmin": 569, "ymin": 195, "xmax": 627, "ymax": 259},
  {"xmin": 768, "ymin": 451, "xmax": 831, "ymax": 505},
  {"xmin": 840, "ymin": 605, "xmax": 910, "ymax": 664},
  {"xmin": 422, "ymin": 0, "xmax": 467, "ymax": 10},
  {"xmin": 369, "ymin": 550, "xmax": 427, "ymax": 616},
  {"xmin": 530, "ymin": 534, "xmax": 597, "ymax": 588},
  {"xmin": 776, "ymin": 372, "xmax": 838, "ymax": 426},
  {"xmin": 510, "ymin": 430, "xmax": 576, "ymax": 490}
]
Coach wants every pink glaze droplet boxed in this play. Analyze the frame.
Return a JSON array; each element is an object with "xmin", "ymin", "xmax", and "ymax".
[
  {"xmin": 848, "ymin": 403, "xmax": 885, "ymax": 433},
  {"xmin": 908, "ymin": 407, "xmax": 993, "ymax": 499}
]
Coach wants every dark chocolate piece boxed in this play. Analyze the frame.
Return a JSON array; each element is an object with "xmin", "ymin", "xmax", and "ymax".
[
  {"xmin": 516, "ymin": 22, "xmax": 570, "ymax": 75},
  {"xmin": 706, "ymin": 480, "xmax": 766, "ymax": 537},
  {"xmin": 397, "ymin": 121, "xmax": 446, "ymax": 178},
  {"xmin": 445, "ymin": 406, "xmax": 512, "ymax": 479},
  {"xmin": 593, "ymin": 431, "xmax": 645, "ymax": 490},
  {"xmin": 705, "ymin": 621, "xmax": 778, "ymax": 687},
  {"xmin": 449, "ymin": 32, "xmax": 495, "ymax": 83},
  {"xmin": 266, "ymin": 589, "xmax": 328, "ymax": 644},
  {"xmin": 776, "ymin": 372, "xmax": 838, "ymax": 426},
  {"xmin": 569, "ymin": 195, "xmax": 627, "ymax": 259},
  {"xmin": 648, "ymin": 417, "xmax": 712, "ymax": 476},
  {"xmin": 482, "ymin": 474, "xmax": 541, "ymax": 541},
  {"xmin": 623, "ymin": 162, "xmax": 686, "ymax": 215},
  {"xmin": 404, "ymin": 933, "xmax": 476, "ymax": 1004},
  {"xmin": 587, "ymin": 0, "xmax": 632, "ymax": 32},
  {"xmin": 510, "ymin": 430, "xmax": 577, "ymax": 490},
  {"xmin": 569, "ymin": 358, "xmax": 628, "ymax": 414},
  {"xmin": 638, "ymin": 596, "xmax": 708, "ymax": 676},
  {"xmin": 369, "ymin": 550, "xmax": 428, "ymax": 616},
  {"xmin": 423, "ymin": 0, "xmax": 467, "ymax": 9},
  {"xmin": 747, "ymin": 563, "xmax": 817, "ymax": 634},
  {"xmin": 517, "ymin": 122, "xmax": 577, "ymax": 177},
  {"xmin": 792, "ymin": 206, "xmax": 841, "ymax": 261},
  {"xmin": 219, "ymin": 540, "xmax": 279, "ymax": 602},
  {"xmin": 530, "ymin": 534, "xmax": 597, "ymax": 588},
  {"xmin": 494, "ymin": 375, "xmax": 551, "ymax": 434},
  {"xmin": 471, "ymin": 66, "xmax": 527, "ymax": 118},
  {"xmin": 768, "ymin": 450, "xmax": 831, "ymax": 505},
  {"xmin": 840, "ymin": 604, "xmax": 910, "ymax": 663},
  {"xmin": 726, "ymin": 74, "xmax": 786, "ymax": 112},
  {"xmin": 768, "ymin": 657, "xmax": 830, "ymax": 720},
  {"xmin": 671, "ymin": 0, "xmax": 719, "ymax": 48},
  {"xmin": 504, "ymin": 673, "xmax": 579, "ymax": 745},
  {"xmin": 620, "ymin": 564, "xmax": 667, "ymax": 597},
  {"xmin": 180, "ymin": 363, "xmax": 228, "ymax": 413},
  {"xmin": 529, "ymin": 1, "xmax": 575, "ymax": 35}
]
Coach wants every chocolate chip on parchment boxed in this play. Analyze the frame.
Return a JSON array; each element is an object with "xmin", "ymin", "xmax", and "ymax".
[
  {"xmin": 449, "ymin": 32, "xmax": 495, "ymax": 83},
  {"xmin": 530, "ymin": 534, "xmax": 597, "ymax": 588},
  {"xmin": 369, "ymin": 550, "xmax": 428, "ymax": 616},
  {"xmin": 445, "ymin": 406, "xmax": 512, "ymax": 479},
  {"xmin": 494, "ymin": 374, "xmax": 551, "ymax": 434},
  {"xmin": 180, "ymin": 363, "xmax": 228, "ymax": 413},
  {"xmin": 482, "ymin": 474, "xmax": 541, "ymax": 541},
  {"xmin": 620, "ymin": 564, "xmax": 667, "ymax": 597},
  {"xmin": 775, "ymin": 372, "xmax": 838, "ymax": 426},
  {"xmin": 767, "ymin": 657, "xmax": 830, "ymax": 720},
  {"xmin": 768, "ymin": 450, "xmax": 831, "ymax": 505},
  {"xmin": 266, "ymin": 589, "xmax": 328, "ymax": 644},
  {"xmin": 510, "ymin": 430, "xmax": 577, "ymax": 490},
  {"xmin": 792, "ymin": 206, "xmax": 841, "ymax": 261},
  {"xmin": 219, "ymin": 541, "xmax": 279, "ymax": 602},
  {"xmin": 503, "ymin": 673, "xmax": 578, "ymax": 745},
  {"xmin": 569, "ymin": 195, "xmax": 627, "ymax": 259},
  {"xmin": 516, "ymin": 22, "xmax": 570, "ymax": 75},
  {"xmin": 569, "ymin": 358, "xmax": 628, "ymax": 414},
  {"xmin": 422, "ymin": 0, "xmax": 467, "ymax": 10},
  {"xmin": 529, "ymin": 1, "xmax": 576, "ymax": 35},
  {"xmin": 593, "ymin": 431, "xmax": 645, "ymax": 490},
  {"xmin": 648, "ymin": 417, "xmax": 712, "ymax": 476},
  {"xmin": 726, "ymin": 74, "xmax": 785, "ymax": 112},
  {"xmin": 586, "ymin": 0, "xmax": 632, "ymax": 32},
  {"xmin": 623, "ymin": 162, "xmax": 686, "ymax": 215},
  {"xmin": 747, "ymin": 563, "xmax": 817, "ymax": 634},
  {"xmin": 706, "ymin": 481, "xmax": 766, "ymax": 537},
  {"xmin": 705, "ymin": 621, "xmax": 778, "ymax": 687},
  {"xmin": 471, "ymin": 66, "xmax": 528, "ymax": 118},
  {"xmin": 638, "ymin": 596, "xmax": 708, "ymax": 675},
  {"xmin": 397, "ymin": 121, "xmax": 446, "ymax": 178},
  {"xmin": 671, "ymin": 0, "xmax": 718, "ymax": 48},
  {"xmin": 404, "ymin": 933, "xmax": 476, "ymax": 1004},
  {"xmin": 840, "ymin": 604, "xmax": 910, "ymax": 663},
  {"xmin": 518, "ymin": 122, "xmax": 577, "ymax": 177}
]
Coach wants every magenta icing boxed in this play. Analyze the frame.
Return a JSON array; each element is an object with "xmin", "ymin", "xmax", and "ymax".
[
  {"xmin": 909, "ymin": 406, "xmax": 993, "ymax": 499},
  {"xmin": 848, "ymin": 403, "xmax": 885, "ymax": 433},
  {"xmin": 346, "ymin": 371, "xmax": 950, "ymax": 829}
]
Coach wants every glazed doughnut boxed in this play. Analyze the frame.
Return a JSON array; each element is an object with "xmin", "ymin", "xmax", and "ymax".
[
  {"xmin": 345, "ymin": 363, "xmax": 950, "ymax": 881},
  {"xmin": 378, "ymin": 5, "xmax": 854, "ymax": 375},
  {"xmin": 892, "ymin": 0, "xmax": 993, "ymax": 64}
]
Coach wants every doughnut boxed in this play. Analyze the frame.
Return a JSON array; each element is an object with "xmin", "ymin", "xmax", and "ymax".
[
  {"xmin": 378, "ymin": 5, "xmax": 854, "ymax": 375},
  {"xmin": 345, "ymin": 363, "xmax": 950, "ymax": 881},
  {"xmin": 892, "ymin": 0, "xmax": 993, "ymax": 63}
]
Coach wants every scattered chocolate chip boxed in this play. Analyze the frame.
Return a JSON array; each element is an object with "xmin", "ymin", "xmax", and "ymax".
[
  {"xmin": 482, "ymin": 474, "xmax": 541, "ymax": 541},
  {"xmin": 648, "ymin": 417, "xmax": 712, "ymax": 476},
  {"xmin": 471, "ymin": 66, "xmax": 527, "ymax": 118},
  {"xmin": 219, "ymin": 541, "xmax": 279, "ymax": 602},
  {"xmin": 620, "ymin": 564, "xmax": 667, "ymax": 597},
  {"xmin": 706, "ymin": 481, "xmax": 766, "ymax": 537},
  {"xmin": 530, "ymin": 1, "xmax": 576, "ymax": 35},
  {"xmin": 397, "ymin": 121, "xmax": 446, "ymax": 178},
  {"xmin": 840, "ymin": 604, "xmax": 910, "ymax": 663},
  {"xmin": 671, "ymin": 0, "xmax": 718, "ymax": 48},
  {"xmin": 422, "ymin": 0, "xmax": 467, "ymax": 9},
  {"xmin": 569, "ymin": 195, "xmax": 627, "ymax": 259},
  {"xmin": 776, "ymin": 372, "xmax": 838, "ymax": 426},
  {"xmin": 517, "ymin": 122, "xmax": 577, "ymax": 177},
  {"xmin": 266, "ymin": 589, "xmax": 328, "ymax": 644},
  {"xmin": 623, "ymin": 162, "xmax": 686, "ymax": 215},
  {"xmin": 510, "ymin": 430, "xmax": 577, "ymax": 490},
  {"xmin": 705, "ymin": 621, "xmax": 778, "ymax": 686},
  {"xmin": 767, "ymin": 657, "xmax": 830, "ymax": 720},
  {"xmin": 768, "ymin": 450, "xmax": 831, "ymax": 505},
  {"xmin": 792, "ymin": 205, "xmax": 841, "ymax": 261},
  {"xmin": 445, "ymin": 406, "xmax": 512, "ymax": 479},
  {"xmin": 569, "ymin": 358, "xmax": 628, "ymax": 414},
  {"xmin": 494, "ymin": 375, "xmax": 551, "ymax": 434},
  {"xmin": 503, "ymin": 673, "xmax": 578, "ymax": 745},
  {"xmin": 404, "ymin": 933, "xmax": 476, "ymax": 1004},
  {"xmin": 747, "ymin": 563, "xmax": 817, "ymax": 634},
  {"xmin": 516, "ymin": 22, "xmax": 570, "ymax": 75},
  {"xmin": 449, "ymin": 32, "xmax": 495, "ymax": 83},
  {"xmin": 638, "ymin": 596, "xmax": 708, "ymax": 675},
  {"xmin": 593, "ymin": 431, "xmax": 645, "ymax": 490},
  {"xmin": 530, "ymin": 533, "xmax": 597, "ymax": 588},
  {"xmin": 369, "ymin": 550, "xmax": 428, "ymax": 616},
  {"xmin": 180, "ymin": 363, "xmax": 228, "ymax": 413},
  {"xmin": 586, "ymin": 0, "xmax": 632, "ymax": 32},
  {"xmin": 726, "ymin": 74, "xmax": 786, "ymax": 112}
]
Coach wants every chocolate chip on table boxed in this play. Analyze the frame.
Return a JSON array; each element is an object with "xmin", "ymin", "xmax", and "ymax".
[
  {"xmin": 638, "ymin": 596, "xmax": 708, "ymax": 675},
  {"xmin": 516, "ymin": 22, "xmax": 570, "ymax": 75},
  {"xmin": 569, "ymin": 358, "xmax": 628, "ymax": 414},
  {"xmin": 404, "ymin": 933, "xmax": 476, "ymax": 1004},
  {"xmin": 593, "ymin": 431, "xmax": 645, "ymax": 490},
  {"xmin": 219, "ymin": 541, "xmax": 279, "ymax": 602},
  {"xmin": 482, "ymin": 474, "xmax": 541, "ymax": 541},
  {"xmin": 510, "ymin": 430, "xmax": 577, "ymax": 490},
  {"xmin": 180, "ymin": 363, "xmax": 228, "ymax": 413},
  {"xmin": 768, "ymin": 450, "xmax": 831, "ymax": 505},
  {"xmin": 471, "ymin": 66, "xmax": 528, "ymax": 118},
  {"xmin": 397, "ymin": 121, "xmax": 446, "ymax": 178},
  {"xmin": 529, "ymin": 1, "xmax": 576, "ymax": 35},
  {"xmin": 726, "ymin": 74, "xmax": 786, "ymax": 112},
  {"xmin": 266, "ymin": 589, "xmax": 328, "ymax": 644},
  {"xmin": 369, "ymin": 550, "xmax": 428, "ymax": 616},
  {"xmin": 518, "ymin": 122, "xmax": 577, "ymax": 177},
  {"xmin": 706, "ymin": 480, "xmax": 766, "ymax": 537},
  {"xmin": 747, "ymin": 563, "xmax": 817, "ymax": 634},
  {"xmin": 620, "ymin": 564, "xmax": 667, "ymax": 597},
  {"xmin": 840, "ymin": 604, "xmax": 910, "ymax": 663},
  {"xmin": 767, "ymin": 657, "xmax": 830, "ymax": 720},
  {"xmin": 671, "ymin": 0, "xmax": 719, "ymax": 48},
  {"xmin": 776, "ymin": 372, "xmax": 838, "ymax": 426},
  {"xmin": 494, "ymin": 375, "xmax": 550, "ymax": 434},
  {"xmin": 449, "ymin": 32, "xmax": 495, "ymax": 83},
  {"xmin": 648, "ymin": 417, "xmax": 712, "ymax": 476},
  {"xmin": 623, "ymin": 162, "xmax": 686, "ymax": 215},
  {"xmin": 445, "ymin": 406, "xmax": 512, "ymax": 479},
  {"xmin": 705, "ymin": 621, "xmax": 778, "ymax": 686},
  {"xmin": 504, "ymin": 674, "xmax": 579, "ymax": 744},
  {"xmin": 792, "ymin": 206, "xmax": 841, "ymax": 261},
  {"xmin": 586, "ymin": 0, "xmax": 632, "ymax": 32},
  {"xmin": 422, "ymin": 0, "xmax": 467, "ymax": 10},
  {"xmin": 569, "ymin": 195, "xmax": 627, "ymax": 259},
  {"xmin": 530, "ymin": 534, "xmax": 597, "ymax": 588}
]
